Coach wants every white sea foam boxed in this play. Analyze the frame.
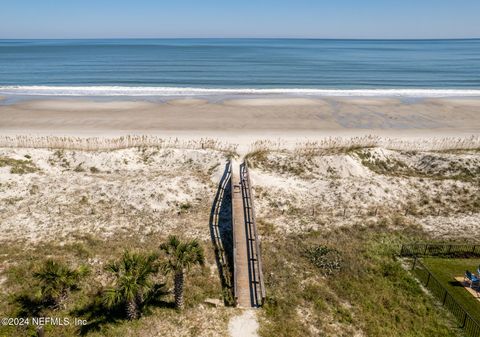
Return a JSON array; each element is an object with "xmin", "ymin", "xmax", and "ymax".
[{"xmin": 1, "ymin": 86, "xmax": 480, "ymax": 97}]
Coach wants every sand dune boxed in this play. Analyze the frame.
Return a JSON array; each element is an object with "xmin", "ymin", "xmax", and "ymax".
[{"xmin": 1, "ymin": 144, "xmax": 478, "ymax": 243}]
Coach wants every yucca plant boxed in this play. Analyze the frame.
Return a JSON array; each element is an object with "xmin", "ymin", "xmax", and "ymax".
[
  {"xmin": 103, "ymin": 250, "xmax": 159, "ymax": 320},
  {"xmin": 160, "ymin": 235, "xmax": 205, "ymax": 310},
  {"xmin": 33, "ymin": 259, "xmax": 89, "ymax": 310}
]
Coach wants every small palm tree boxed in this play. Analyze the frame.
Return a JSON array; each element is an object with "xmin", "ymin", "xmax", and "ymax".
[
  {"xmin": 103, "ymin": 250, "xmax": 159, "ymax": 320},
  {"xmin": 33, "ymin": 259, "xmax": 89, "ymax": 310},
  {"xmin": 160, "ymin": 236, "xmax": 205, "ymax": 310}
]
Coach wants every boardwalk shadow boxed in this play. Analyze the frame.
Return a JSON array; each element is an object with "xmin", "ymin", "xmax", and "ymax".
[{"xmin": 209, "ymin": 160, "xmax": 234, "ymax": 305}]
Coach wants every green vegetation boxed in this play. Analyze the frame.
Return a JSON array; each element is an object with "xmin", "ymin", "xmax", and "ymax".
[
  {"xmin": 104, "ymin": 251, "xmax": 162, "ymax": 320},
  {"xmin": 74, "ymin": 164, "xmax": 86, "ymax": 172},
  {"xmin": 33, "ymin": 260, "xmax": 89, "ymax": 310},
  {"xmin": 259, "ymin": 226, "xmax": 462, "ymax": 337},
  {"xmin": 10, "ymin": 260, "xmax": 89, "ymax": 337},
  {"xmin": 138, "ymin": 147, "xmax": 160, "ymax": 164},
  {"xmin": 244, "ymin": 149, "xmax": 269, "ymax": 167},
  {"xmin": 245, "ymin": 149, "xmax": 310, "ymax": 177},
  {"xmin": 0, "ymin": 234, "xmax": 218, "ymax": 337},
  {"xmin": 422, "ymin": 257, "xmax": 480, "ymax": 323},
  {"xmin": 179, "ymin": 202, "xmax": 192, "ymax": 213},
  {"xmin": 353, "ymin": 149, "xmax": 480, "ymax": 182},
  {"xmin": 353, "ymin": 149, "xmax": 410, "ymax": 175},
  {"xmin": 50, "ymin": 149, "xmax": 71, "ymax": 168},
  {"xmin": 304, "ymin": 245, "xmax": 342, "ymax": 276},
  {"xmin": 0, "ymin": 156, "xmax": 38, "ymax": 174},
  {"xmin": 160, "ymin": 236, "xmax": 205, "ymax": 310}
]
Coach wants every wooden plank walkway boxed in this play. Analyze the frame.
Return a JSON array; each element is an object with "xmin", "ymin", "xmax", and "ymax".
[
  {"xmin": 232, "ymin": 160, "xmax": 251, "ymax": 307},
  {"xmin": 232, "ymin": 160, "xmax": 266, "ymax": 308}
]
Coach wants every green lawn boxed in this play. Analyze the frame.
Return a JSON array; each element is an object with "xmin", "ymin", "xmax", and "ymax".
[{"xmin": 422, "ymin": 257, "xmax": 480, "ymax": 323}]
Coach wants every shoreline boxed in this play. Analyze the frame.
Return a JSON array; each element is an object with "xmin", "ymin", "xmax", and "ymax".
[{"xmin": 2, "ymin": 86, "xmax": 480, "ymax": 98}]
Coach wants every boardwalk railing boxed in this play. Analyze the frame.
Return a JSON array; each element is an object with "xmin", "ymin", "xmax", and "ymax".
[
  {"xmin": 241, "ymin": 162, "xmax": 266, "ymax": 306},
  {"xmin": 411, "ymin": 258, "xmax": 480, "ymax": 337},
  {"xmin": 209, "ymin": 161, "xmax": 233, "ymax": 303},
  {"xmin": 231, "ymin": 162, "xmax": 238, "ymax": 306},
  {"xmin": 401, "ymin": 243, "xmax": 480, "ymax": 258}
]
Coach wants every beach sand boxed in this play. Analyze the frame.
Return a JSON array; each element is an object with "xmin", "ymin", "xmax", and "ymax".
[{"xmin": 0, "ymin": 97, "xmax": 479, "ymax": 141}]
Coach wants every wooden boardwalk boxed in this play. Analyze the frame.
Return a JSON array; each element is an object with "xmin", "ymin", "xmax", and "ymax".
[{"xmin": 232, "ymin": 160, "xmax": 266, "ymax": 308}]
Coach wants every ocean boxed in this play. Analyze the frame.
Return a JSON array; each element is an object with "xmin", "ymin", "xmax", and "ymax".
[{"xmin": 0, "ymin": 38, "xmax": 480, "ymax": 97}]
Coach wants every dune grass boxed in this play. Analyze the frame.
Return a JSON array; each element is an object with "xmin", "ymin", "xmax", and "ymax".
[
  {"xmin": 258, "ymin": 225, "xmax": 464, "ymax": 337},
  {"xmin": 0, "ymin": 156, "xmax": 38, "ymax": 174}
]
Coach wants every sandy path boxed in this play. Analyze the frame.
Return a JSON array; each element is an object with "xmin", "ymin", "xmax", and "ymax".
[{"xmin": 228, "ymin": 310, "xmax": 259, "ymax": 337}]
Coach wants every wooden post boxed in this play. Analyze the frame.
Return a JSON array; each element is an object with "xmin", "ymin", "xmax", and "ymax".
[{"xmin": 462, "ymin": 312, "xmax": 467, "ymax": 328}]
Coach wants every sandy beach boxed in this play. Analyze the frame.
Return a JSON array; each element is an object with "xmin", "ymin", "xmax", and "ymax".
[{"xmin": 0, "ymin": 97, "xmax": 479, "ymax": 141}]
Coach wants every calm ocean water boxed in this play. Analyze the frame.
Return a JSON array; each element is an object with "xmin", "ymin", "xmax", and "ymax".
[{"xmin": 0, "ymin": 39, "xmax": 480, "ymax": 96}]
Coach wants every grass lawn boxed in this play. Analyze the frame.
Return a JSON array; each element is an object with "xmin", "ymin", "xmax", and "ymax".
[{"xmin": 422, "ymin": 257, "xmax": 480, "ymax": 323}]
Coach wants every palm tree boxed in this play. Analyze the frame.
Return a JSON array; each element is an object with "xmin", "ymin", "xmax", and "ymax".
[
  {"xmin": 33, "ymin": 259, "xmax": 89, "ymax": 310},
  {"xmin": 103, "ymin": 250, "xmax": 159, "ymax": 320},
  {"xmin": 160, "ymin": 235, "xmax": 205, "ymax": 310}
]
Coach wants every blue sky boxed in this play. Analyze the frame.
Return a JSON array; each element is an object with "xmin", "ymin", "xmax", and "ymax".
[{"xmin": 1, "ymin": 0, "xmax": 479, "ymax": 39}]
